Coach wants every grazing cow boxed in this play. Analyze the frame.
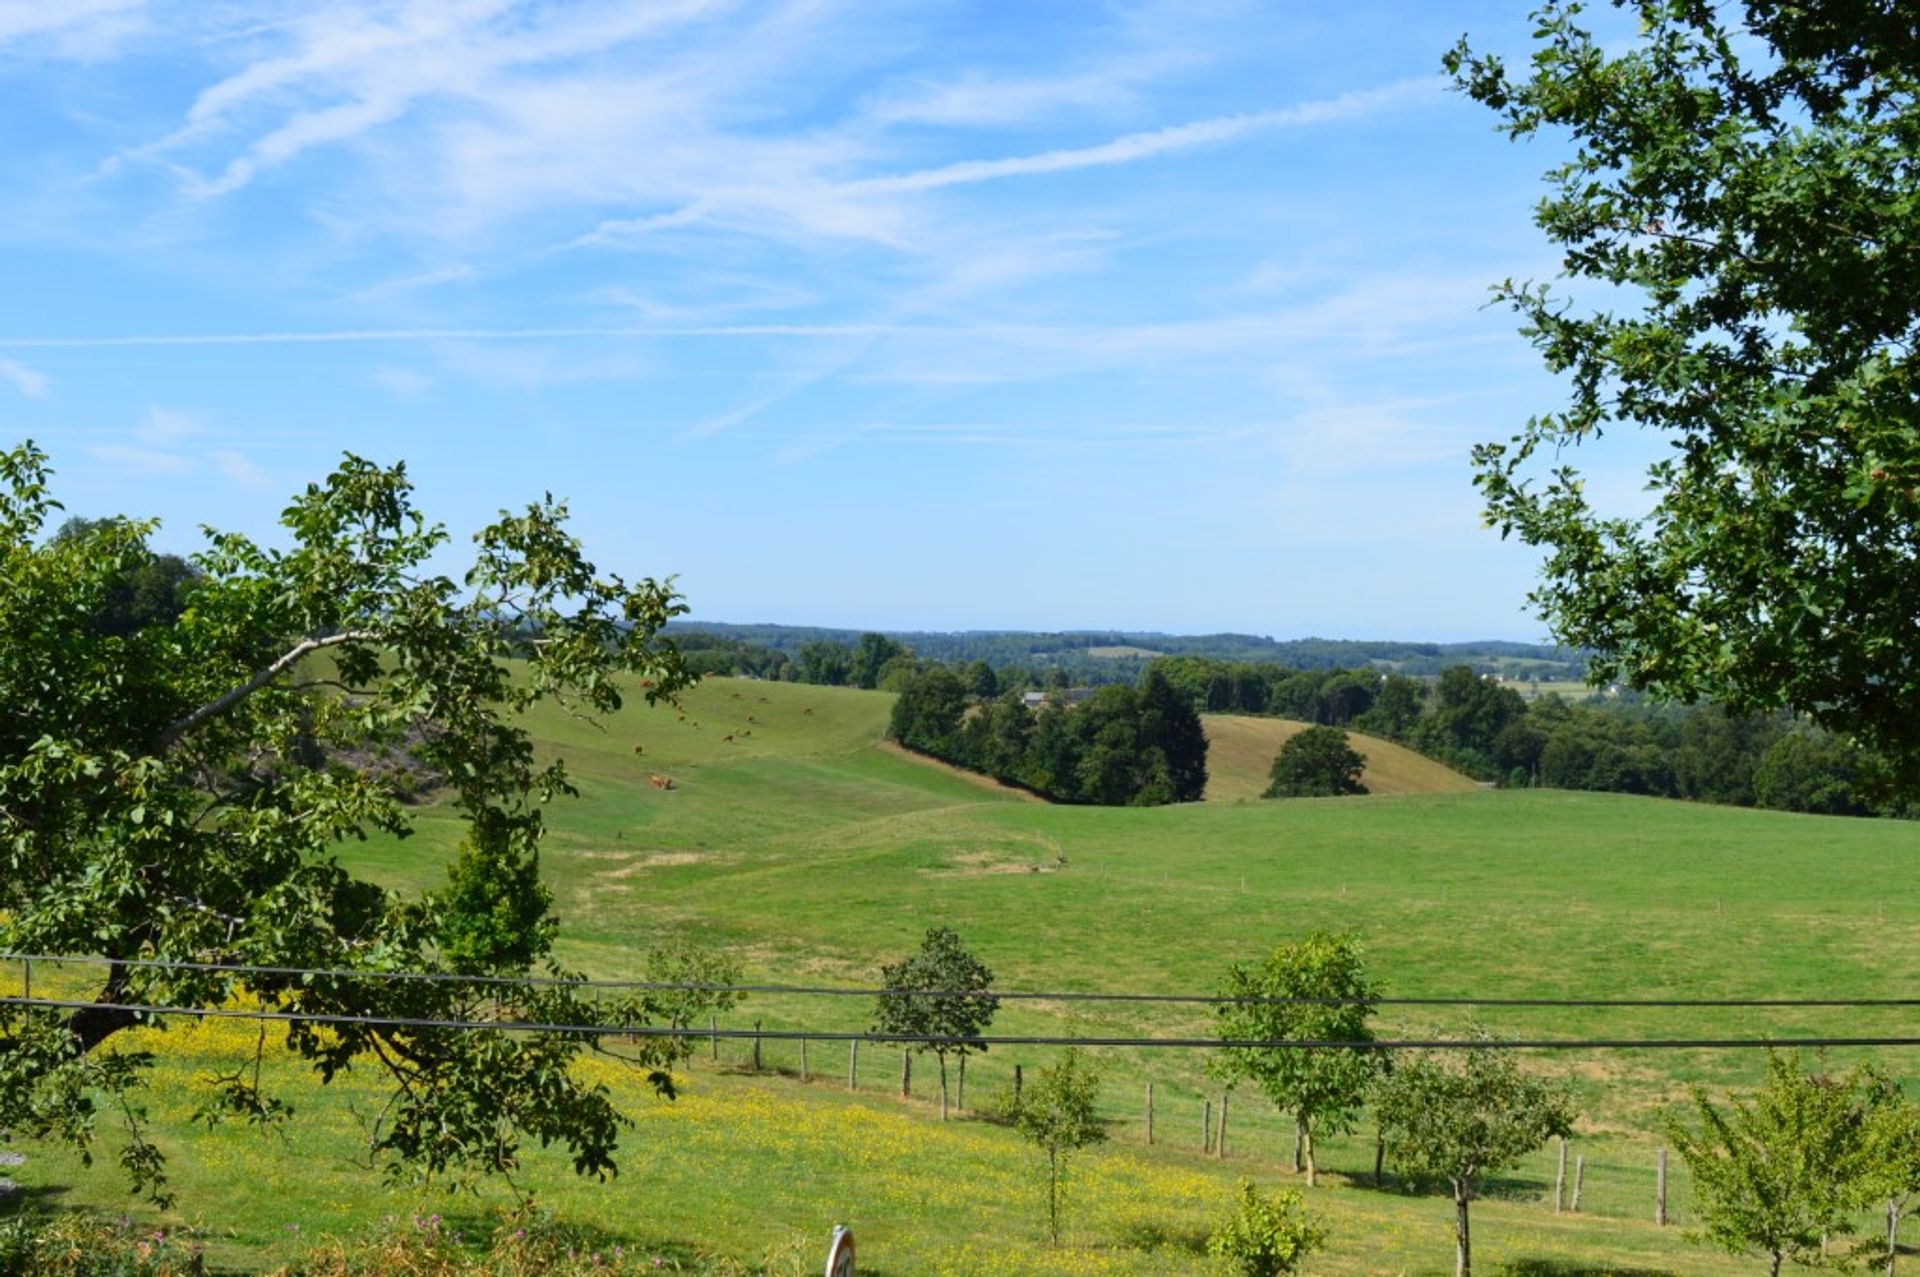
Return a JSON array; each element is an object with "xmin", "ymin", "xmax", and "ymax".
[{"xmin": 649, "ymin": 774, "xmax": 674, "ymax": 791}]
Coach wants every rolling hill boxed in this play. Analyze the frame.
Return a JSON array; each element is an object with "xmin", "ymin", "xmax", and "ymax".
[{"xmin": 1200, "ymin": 713, "xmax": 1481, "ymax": 801}]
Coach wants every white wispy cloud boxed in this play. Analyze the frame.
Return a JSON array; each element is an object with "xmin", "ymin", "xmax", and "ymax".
[
  {"xmin": 136, "ymin": 404, "xmax": 201, "ymax": 444},
  {"xmin": 87, "ymin": 443, "xmax": 194, "ymax": 474},
  {"xmin": 209, "ymin": 447, "xmax": 270, "ymax": 489},
  {"xmin": 852, "ymin": 79, "xmax": 1441, "ymax": 195},
  {"xmin": 0, "ymin": 357, "xmax": 49, "ymax": 399},
  {"xmin": 580, "ymin": 77, "xmax": 1442, "ymax": 249},
  {"xmin": 0, "ymin": 0, "xmax": 143, "ymax": 54}
]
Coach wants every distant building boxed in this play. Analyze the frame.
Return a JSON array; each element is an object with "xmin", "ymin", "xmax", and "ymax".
[{"xmin": 1021, "ymin": 688, "xmax": 1097, "ymax": 709}]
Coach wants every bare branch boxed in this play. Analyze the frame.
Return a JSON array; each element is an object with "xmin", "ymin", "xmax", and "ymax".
[{"xmin": 164, "ymin": 630, "xmax": 379, "ymax": 746}]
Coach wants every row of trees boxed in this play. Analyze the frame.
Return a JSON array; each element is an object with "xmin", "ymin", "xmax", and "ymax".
[
  {"xmin": 887, "ymin": 666, "xmax": 1208, "ymax": 806},
  {"xmin": 1156, "ymin": 653, "xmax": 1901, "ymax": 818}
]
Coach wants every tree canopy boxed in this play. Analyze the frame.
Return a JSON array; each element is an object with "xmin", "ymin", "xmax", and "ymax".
[
  {"xmin": 871, "ymin": 926, "xmax": 1000, "ymax": 1120},
  {"xmin": 1263, "ymin": 727, "xmax": 1369, "ymax": 800},
  {"xmin": 1375, "ymin": 1043, "xmax": 1574, "ymax": 1277},
  {"xmin": 1211, "ymin": 931, "xmax": 1382, "ymax": 1184},
  {"xmin": 0, "ymin": 441, "xmax": 713, "ymax": 1200},
  {"xmin": 1448, "ymin": 1, "xmax": 1920, "ymax": 790}
]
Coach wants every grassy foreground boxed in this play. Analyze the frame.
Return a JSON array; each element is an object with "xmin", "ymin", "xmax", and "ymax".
[{"xmin": 7, "ymin": 674, "xmax": 1918, "ymax": 1273}]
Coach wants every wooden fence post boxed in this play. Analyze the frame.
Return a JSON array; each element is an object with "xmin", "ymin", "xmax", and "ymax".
[
  {"xmin": 1203, "ymin": 1099, "xmax": 1214, "ymax": 1154},
  {"xmin": 957, "ymin": 1056, "xmax": 966, "ymax": 1112},
  {"xmin": 1554, "ymin": 1138, "xmax": 1567, "ymax": 1213},
  {"xmin": 1146, "ymin": 1082, "xmax": 1155, "ymax": 1146},
  {"xmin": 1217, "ymin": 1094, "xmax": 1229, "ymax": 1159},
  {"xmin": 1292, "ymin": 1123, "xmax": 1304, "ymax": 1174},
  {"xmin": 709, "ymin": 1014, "xmax": 718, "ymax": 1062},
  {"xmin": 901, "ymin": 1050, "xmax": 912, "ymax": 1098},
  {"xmin": 1014, "ymin": 1064, "xmax": 1023, "ymax": 1104},
  {"xmin": 1571, "ymin": 1155, "xmax": 1586, "ymax": 1213},
  {"xmin": 800, "ymin": 1038, "xmax": 809, "ymax": 1083},
  {"xmin": 752, "ymin": 1020, "xmax": 762, "ymax": 1072},
  {"xmin": 847, "ymin": 1040, "xmax": 858, "ymax": 1091},
  {"xmin": 1656, "ymin": 1147, "xmax": 1668, "ymax": 1226}
]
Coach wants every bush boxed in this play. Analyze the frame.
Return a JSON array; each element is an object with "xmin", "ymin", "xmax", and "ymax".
[
  {"xmin": 0, "ymin": 1214, "xmax": 206, "ymax": 1277},
  {"xmin": 1206, "ymin": 1180, "xmax": 1326, "ymax": 1277}
]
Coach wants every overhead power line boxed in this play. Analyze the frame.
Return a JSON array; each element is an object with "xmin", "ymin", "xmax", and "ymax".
[
  {"xmin": 8, "ymin": 953, "xmax": 1918, "ymax": 1010},
  {"xmin": 9, "ymin": 994, "xmax": 1920, "ymax": 1053}
]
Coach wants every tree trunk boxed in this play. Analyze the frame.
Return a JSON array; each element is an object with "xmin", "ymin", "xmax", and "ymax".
[
  {"xmin": 1454, "ymin": 1184, "xmax": 1472, "ymax": 1277},
  {"xmin": 67, "ymin": 962, "xmax": 139, "ymax": 1052},
  {"xmin": 1302, "ymin": 1116, "xmax": 1317, "ymax": 1187},
  {"xmin": 938, "ymin": 1055, "xmax": 949, "ymax": 1121},
  {"xmin": 1292, "ymin": 1120, "xmax": 1304, "ymax": 1173},
  {"xmin": 1373, "ymin": 1132, "xmax": 1386, "ymax": 1187},
  {"xmin": 1770, "ymin": 1251, "xmax": 1783, "ymax": 1277},
  {"xmin": 1889, "ymin": 1197, "xmax": 1902, "ymax": 1277},
  {"xmin": 957, "ymin": 1055, "xmax": 965, "ymax": 1112}
]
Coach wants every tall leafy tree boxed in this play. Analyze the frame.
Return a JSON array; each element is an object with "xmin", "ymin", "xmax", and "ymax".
[
  {"xmin": 0, "ymin": 442, "xmax": 697, "ymax": 1200},
  {"xmin": 1136, "ymin": 667, "xmax": 1208, "ymax": 802},
  {"xmin": 849, "ymin": 632, "xmax": 907, "ymax": 690},
  {"xmin": 871, "ymin": 927, "xmax": 1000, "ymax": 1120},
  {"xmin": 1264, "ymin": 727, "xmax": 1369, "ymax": 799},
  {"xmin": 1668, "ymin": 1051, "xmax": 1882, "ymax": 1277},
  {"xmin": 1447, "ymin": 3, "xmax": 1920, "ymax": 790},
  {"xmin": 1374, "ymin": 1042, "xmax": 1574, "ymax": 1277},
  {"xmin": 1211, "ymin": 931, "xmax": 1382, "ymax": 1184}
]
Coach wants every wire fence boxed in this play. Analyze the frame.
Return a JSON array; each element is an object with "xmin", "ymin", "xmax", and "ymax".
[{"xmin": 12, "ymin": 951, "xmax": 1920, "ymax": 1241}]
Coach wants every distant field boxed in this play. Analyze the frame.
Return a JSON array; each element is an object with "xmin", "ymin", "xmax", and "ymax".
[
  {"xmin": 1083, "ymin": 644, "xmax": 1163, "ymax": 658},
  {"xmin": 1518, "ymin": 679, "xmax": 1605, "ymax": 700},
  {"xmin": 1201, "ymin": 713, "xmax": 1481, "ymax": 801},
  {"xmin": 12, "ymin": 674, "xmax": 1919, "ymax": 1275}
]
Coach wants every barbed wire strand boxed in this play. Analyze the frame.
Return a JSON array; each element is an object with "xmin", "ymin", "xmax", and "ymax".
[
  {"xmin": 8, "ymin": 953, "xmax": 1918, "ymax": 1009},
  {"xmin": 9, "ymin": 995, "xmax": 1920, "ymax": 1052}
]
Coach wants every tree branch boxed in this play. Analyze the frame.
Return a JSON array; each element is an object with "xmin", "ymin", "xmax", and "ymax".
[{"xmin": 164, "ymin": 630, "xmax": 380, "ymax": 746}]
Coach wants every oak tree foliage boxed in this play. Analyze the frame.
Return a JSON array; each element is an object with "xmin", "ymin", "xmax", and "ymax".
[
  {"xmin": 0, "ymin": 441, "xmax": 723, "ymax": 1201},
  {"xmin": 1448, "ymin": 2, "xmax": 1920, "ymax": 789}
]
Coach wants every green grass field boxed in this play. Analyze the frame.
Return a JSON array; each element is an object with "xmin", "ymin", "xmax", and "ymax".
[{"xmin": 8, "ymin": 674, "xmax": 1918, "ymax": 1274}]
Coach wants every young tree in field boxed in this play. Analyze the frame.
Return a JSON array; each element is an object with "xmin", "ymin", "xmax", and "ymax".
[
  {"xmin": 1003, "ymin": 1047, "xmax": 1107, "ymax": 1245},
  {"xmin": 1211, "ymin": 931, "xmax": 1382, "ymax": 1185},
  {"xmin": 1862, "ymin": 1077, "xmax": 1920, "ymax": 1277},
  {"xmin": 1206, "ymin": 1180, "xmax": 1327, "ymax": 1277},
  {"xmin": 0, "ymin": 441, "xmax": 696, "ymax": 1201},
  {"xmin": 871, "ymin": 927, "xmax": 999, "ymax": 1120},
  {"xmin": 1669, "ymin": 1051, "xmax": 1881, "ymax": 1277},
  {"xmin": 1374, "ymin": 1044, "xmax": 1575, "ymax": 1277},
  {"xmin": 1447, "ymin": 4, "xmax": 1920, "ymax": 791},
  {"xmin": 1263, "ymin": 726, "xmax": 1369, "ymax": 799}
]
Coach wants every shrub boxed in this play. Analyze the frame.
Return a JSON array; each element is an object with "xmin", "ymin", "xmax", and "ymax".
[{"xmin": 1206, "ymin": 1180, "xmax": 1325, "ymax": 1277}]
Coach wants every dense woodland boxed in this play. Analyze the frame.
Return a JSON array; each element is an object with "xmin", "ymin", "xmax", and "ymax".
[
  {"xmin": 669, "ymin": 621, "xmax": 1587, "ymax": 684},
  {"xmin": 887, "ymin": 666, "xmax": 1208, "ymax": 806},
  {"xmin": 1152, "ymin": 658, "xmax": 1904, "ymax": 818},
  {"xmin": 877, "ymin": 648, "xmax": 1899, "ymax": 818}
]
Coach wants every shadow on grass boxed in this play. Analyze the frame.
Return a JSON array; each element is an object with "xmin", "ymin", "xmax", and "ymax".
[
  {"xmin": 1352, "ymin": 1170, "xmax": 1551, "ymax": 1205},
  {"xmin": 1495, "ymin": 1261, "xmax": 1682, "ymax": 1277}
]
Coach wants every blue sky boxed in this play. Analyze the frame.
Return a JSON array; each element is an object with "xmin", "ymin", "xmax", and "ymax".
[{"xmin": 0, "ymin": 0, "xmax": 1648, "ymax": 641}]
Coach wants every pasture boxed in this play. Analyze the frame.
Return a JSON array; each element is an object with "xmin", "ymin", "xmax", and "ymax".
[
  {"xmin": 7, "ymin": 674, "xmax": 1918, "ymax": 1274},
  {"xmin": 1199, "ymin": 714, "xmax": 1480, "ymax": 801}
]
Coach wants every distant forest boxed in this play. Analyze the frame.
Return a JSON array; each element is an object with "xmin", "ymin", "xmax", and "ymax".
[
  {"xmin": 675, "ymin": 623, "xmax": 1903, "ymax": 819},
  {"xmin": 668, "ymin": 621, "xmax": 1588, "ymax": 684}
]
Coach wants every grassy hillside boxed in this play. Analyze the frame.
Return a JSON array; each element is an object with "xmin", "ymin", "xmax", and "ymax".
[
  {"xmin": 1201, "ymin": 713, "xmax": 1481, "ymax": 801},
  {"xmin": 9, "ymin": 674, "xmax": 1918, "ymax": 1275}
]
